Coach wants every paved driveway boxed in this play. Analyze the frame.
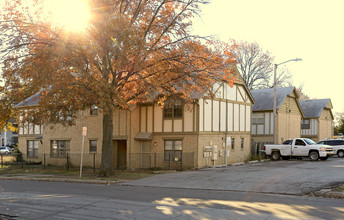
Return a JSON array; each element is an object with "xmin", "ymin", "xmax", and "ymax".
[{"xmin": 122, "ymin": 157, "xmax": 344, "ymax": 195}]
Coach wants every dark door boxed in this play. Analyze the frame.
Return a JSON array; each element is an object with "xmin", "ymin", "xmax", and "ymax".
[{"xmin": 117, "ymin": 140, "xmax": 127, "ymax": 169}]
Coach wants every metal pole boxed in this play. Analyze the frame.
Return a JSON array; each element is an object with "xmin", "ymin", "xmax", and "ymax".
[
  {"xmin": 169, "ymin": 152, "xmax": 171, "ymax": 170},
  {"xmin": 93, "ymin": 153, "xmax": 96, "ymax": 173},
  {"xmin": 154, "ymin": 153, "xmax": 156, "ymax": 171},
  {"xmin": 180, "ymin": 152, "xmax": 183, "ymax": 171},
  {"xmin": 273, "ymin": 58, "xmax": 302, "ymax": 144},
  {"xmin": 66, "ymin": 153, "xmax": 69, "ymax": 170},
  {"xmin": 273, "ymin": 64, "xmax": 277, "ymax": 144},
  {"xmin": 44, "ymin": 153, "xmax": 46, "ymax": 169},
  {"xmin": 80, "ymin": 134, "xmax": 85, "ymax": 178}
]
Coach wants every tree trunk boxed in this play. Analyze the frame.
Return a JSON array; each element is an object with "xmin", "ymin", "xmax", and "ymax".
[{"xmin": 99, "ymin": 107, "xmax": 114, "ymax": 177}]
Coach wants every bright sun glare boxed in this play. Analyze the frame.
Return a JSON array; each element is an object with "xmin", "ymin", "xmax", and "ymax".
[{"xmin": 44, "ymin": 0, "xmax": 91, "ymax": 32}]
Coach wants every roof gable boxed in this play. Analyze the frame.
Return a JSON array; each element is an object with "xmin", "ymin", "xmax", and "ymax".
[
  {"xmin": 196, "ymin": 65, "xmax": 254, "ymax": 104},
  {"xmin": 15, "ymin": 91, "xmax": 41, "ymax": 108},
  {"xmin": 250, "ymin": 86, "xmax": 296, "ymax": 111},
  {"xmin": 299, "ymin": 99, "xmax": 332, "ymax": 118}
]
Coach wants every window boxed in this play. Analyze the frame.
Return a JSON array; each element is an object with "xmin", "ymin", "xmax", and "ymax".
[
  {"xmin": 252, "ymin": 113, "xmax": 264, "ymax": 124},
  {"xmin": 252, "ymin": 113, "xmax": 264, "ymax": 135},
  {"xmin": 301, "ymin": 119, "xmax": 310, "ymax": 129},
  {"xmin": 231, "ymin": 138, "xmax": 235, "ymax": 150},
  {"xmin": 283, "ymin": 140, "xmax": 293, "ymax": 145},
  {"xmin": 163, "ymin": 99, "xmax": 183, "ymax": 119},
  {"xmin": 295, "ymin": 139, "xmax": 306, "ymax": 146},
  {"xmin": 27, "ymin": 140, "xmax": 39, "ymax": 158},
  {"xmin": 164, "ymin": 140, "xmax": 182, "ymax": 161},
  {"xmin": 90, "ymin": 105, "xmax": 98, "ymax": 115},
  {"xmin": 89, "ymin": 140, "xmax": 97, "ymax": 152},
  {"xmin": 50, "ymin": 140, "xmax": 70, "ymax": 157},
  {"xmin": 241, "ymin": 138, "xmax": 244, "ymax": 149}
]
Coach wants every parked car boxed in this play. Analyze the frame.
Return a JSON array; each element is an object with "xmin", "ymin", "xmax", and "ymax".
[
  {"xmin": 264, "ymin": 138, "xmax": 333, "ymax": 161},
  {"xmin": 0, "ymin": 146, "xmax": 11, "ymax": 154},
  {"xmin": 317, "ymin": 139, "xmax": 344, "ymax": 157}
]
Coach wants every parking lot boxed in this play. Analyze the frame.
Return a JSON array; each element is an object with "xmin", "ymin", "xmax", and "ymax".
[{"xmin": 123, "ymin": 157, "xmax": 344, "ymax": 195}]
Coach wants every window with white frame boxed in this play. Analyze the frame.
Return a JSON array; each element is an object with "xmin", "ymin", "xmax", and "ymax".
[
  {"xmin": 252, "ymin": 113, "xmax": 264, "ymax": 135},
  {"xmin": 50, "ymin": 140, "xmax": 70, "ymax": 157},
  {"xmin": 27, "ymin": 140, "xmax": 39, "ymax": 158},
  {"xmin": 164, "ymin": 140, "xmax": 182, "ymax": 161},
  {"xmin": 301, "ymin": 119, "xmax": 310, "ymax": 129}
]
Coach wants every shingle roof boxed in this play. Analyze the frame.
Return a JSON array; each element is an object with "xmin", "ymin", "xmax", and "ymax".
[
  {"xmin": 299, "ymin": 99, "xmax": 331, "ymax": 118},
  {"xmin": 250, "ymin": 87, "xmax": 295, "ymax": 111},
  {"xmin": 15, "ymin": 91, "xmax": 41, "ymax": 108}
]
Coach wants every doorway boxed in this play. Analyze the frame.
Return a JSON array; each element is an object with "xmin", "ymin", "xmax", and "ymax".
[{"xmin": 114, "ymin": 140, "xmax": 127, "ymax": 169}]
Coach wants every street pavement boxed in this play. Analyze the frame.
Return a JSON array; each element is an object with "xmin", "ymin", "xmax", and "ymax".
[
  {"xmin": 0, "ymin": 180, "xmax": 343, "ymax": 220},
  {"xmin": 0, "ymin": 158, "xmax": 343, "ymax": 219},
  {"xmin": 121, "ymin": 158, "xmax": 344, "ymax": 196}
]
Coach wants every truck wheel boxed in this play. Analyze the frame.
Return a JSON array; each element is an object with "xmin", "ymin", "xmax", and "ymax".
[
  {"xmin": 309, "ymin": 151, "xmax": 319, "ymax": 161},
  {"xmin": 337, "ymin": 150, "xmax": 344, "ymax": 158},
  {"xmin": 271, "ymin": 151, "xmax": 281, "ymax": 160}
]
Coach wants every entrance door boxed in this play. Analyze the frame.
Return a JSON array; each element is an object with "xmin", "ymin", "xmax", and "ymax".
[
  {"xmin": 117, "ymin": 140, "xmax": 127, "ymax": 169},
  {"xmin": 141, "ymin": 141, "xmax": 151, "ymax": 168}
]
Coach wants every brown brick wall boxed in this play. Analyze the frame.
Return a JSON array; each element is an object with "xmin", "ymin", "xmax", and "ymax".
[{"xmin": 197, "ymin": 132, "xmax": 251, "ymax": 167}]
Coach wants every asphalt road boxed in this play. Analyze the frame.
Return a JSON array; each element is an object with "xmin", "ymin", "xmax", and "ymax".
[
  {"xmin": 0, "ymin": 180, "xmax": 344, "ymax": 219},
  {"xmin": 123, "ymin": 157, "xmax": 344, "ymax": 195},
  {"xmin": 0, "ymin": 158, "xmax": 343, "ymax": 219}
]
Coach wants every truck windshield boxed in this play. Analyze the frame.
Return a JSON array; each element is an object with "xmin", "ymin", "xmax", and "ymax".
[{"xmin": 304, "ymin": 139, "xmax": 316, "ymax": 145}]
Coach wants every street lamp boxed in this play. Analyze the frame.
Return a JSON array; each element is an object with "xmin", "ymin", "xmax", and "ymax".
[{"xmin": 273, "ymin": 58, "xmax": 302, "ymax": 144}]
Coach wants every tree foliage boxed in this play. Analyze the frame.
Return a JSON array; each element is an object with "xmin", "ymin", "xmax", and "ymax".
[
  {"xmin": 0, "ymin": 0, "xmax": 236, "ymax": 176},
  {"xmin": 232, "ymin": 39, "xmax": 292, "ymax": 90},
  {"xmin": 295, "ymin": 83, "xmax": 310, "ymax": 100}
]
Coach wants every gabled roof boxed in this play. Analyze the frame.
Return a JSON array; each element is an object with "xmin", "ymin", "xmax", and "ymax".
[
  {"xmin": 299, "ymin": 99, "xmax": 333, "ymax": 118},
  {"xmin": 250, "ymin": 86, "xmax": 296, "ymax": 111},
  {"xmin": 14, "ymin": 65, "xmax": 255, "ymax": 107},
  {"xmin": 15, "ymin": 91, "xmax": 41, "ymax": 108}
]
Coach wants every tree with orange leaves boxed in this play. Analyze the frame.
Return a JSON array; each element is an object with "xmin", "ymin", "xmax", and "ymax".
[{"xmin": 0, "ymin": 0, "xmax": 236, "ymax": 176}]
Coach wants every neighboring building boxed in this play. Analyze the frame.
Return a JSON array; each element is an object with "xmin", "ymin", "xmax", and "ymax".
[
  {"xmin": 250, "ymin": 87, "xmax": 304, "ymax": 144},
  {"xmin": 0, "ymin": 119, "xmax": 18, "ymax": 147},
  {"xmin": 300, "ymin": 99, "xmax": 334, "ymax": 142},
  {"xmin": 16, "ymin": 70, "xmax": 254, "ymax": 169}
]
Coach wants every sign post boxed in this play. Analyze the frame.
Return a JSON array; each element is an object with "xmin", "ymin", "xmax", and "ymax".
[{"xmin": 80, "ymin": 127, "xmax": 87, "ymax": 178}]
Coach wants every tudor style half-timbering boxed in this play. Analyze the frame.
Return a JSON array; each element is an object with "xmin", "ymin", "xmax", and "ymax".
[
  {"xmin": 300, "ymin": 99, "xmax": 334, "ymax": 141},
  {"xmin": 196, "ymin": 81, "xmax": 253, "ymax": 166},
  {"xmin": 250, "ymin": 87, "xmax": 304, "ymax": 144},
  {"xmin": 16, "ymin": 68, "xmax": 254, "ymax": 169},
  {"xmin": 131, "ymin": 77, "xmax": 254, "ymax": 168}
]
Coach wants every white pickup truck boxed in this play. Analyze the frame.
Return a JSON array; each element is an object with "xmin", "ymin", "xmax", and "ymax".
[{"xmin": 264, "ymin": 138, "xmax": 334, "ymax": 161}]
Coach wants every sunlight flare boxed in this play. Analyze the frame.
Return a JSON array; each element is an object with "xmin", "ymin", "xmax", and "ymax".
[{"xmin": 43, "ymin": 0, "xmax": 91, "ymax": 32}]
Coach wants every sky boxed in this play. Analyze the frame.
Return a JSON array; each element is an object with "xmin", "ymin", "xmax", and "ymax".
[
  {"xmin": 191, "ymin": 0, "xmax": 344, "ymax": 115},
  {"xmin": 1, "ymin": 0, "xmax": 343, "ymax": 115}
]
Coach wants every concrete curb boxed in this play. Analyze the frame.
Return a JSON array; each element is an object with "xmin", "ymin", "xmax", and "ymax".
[
  {"xmin": 0, "ymin": 176, "xmax": 117, "ymax": 185},
  {"xmin": 311, "ymin": 189, "xmax": 344, "ymax": 199}
]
